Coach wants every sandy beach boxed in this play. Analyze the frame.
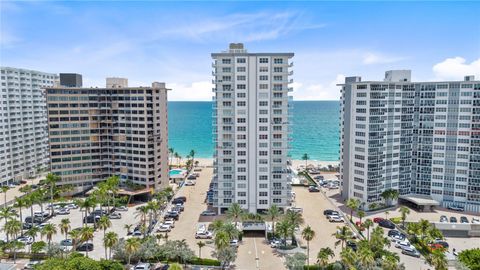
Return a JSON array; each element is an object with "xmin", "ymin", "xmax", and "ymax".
[{"xmin": 192, "ymin": 157, "xmax": 339, "ymax": 169}]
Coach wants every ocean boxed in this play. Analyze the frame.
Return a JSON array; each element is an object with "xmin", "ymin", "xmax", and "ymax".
[{"xmin": 168, "ymin": 101, "xmax": 340, "ymax": 161}]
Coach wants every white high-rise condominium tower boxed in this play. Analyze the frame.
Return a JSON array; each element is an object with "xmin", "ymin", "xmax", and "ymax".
[
  {"xmin": 0, "ymin": 67, "xmax": 58, "ymax": 184},
  {"xmin": 340, "ymin": 70, "xmax": 480, "ymax": 212},
  {"xmin": 211, "ymin": 43, "xmax": 294, "ymax": 214}
]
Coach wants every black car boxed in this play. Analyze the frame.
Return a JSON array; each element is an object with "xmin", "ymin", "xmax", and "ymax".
[
  {"xmin": 22, "ymin": 223, "xmax": 33, "ymax": 230},
  {"xmin": 346, "ymin": 241, "xmax": 357, "ymax": 251},
  {"xmin": 165, "ymin": 212, "xmax": 179, "ymax": 220},
  {"xmin": 450, "ymin": 217, "xmax": 458, "ymax": 223},
  {"xmin": 388, "ymin": 229, "xmax": 400, "ymax": 237},
  {"xmin": 308, "ymin": 186, "xmax": 320, "ymax": 192},
  {"xmin": 460, "ymin": 216, "xmax": 469, "ymax": 223},
  {"xmin": 25, "ymin": 216, "xmax": 43, "ymax": 224},
  {"xmin": 83, "ymin": 215, "xmax": 100, "ymax": 224},
  {"xmin": 378, "ymin": 219, "xmax": 395, "ymax": 229},
  {"xmin": 76, "ymin": 243, "xmax": 94, "ymax": 252},
  {"xmin": 174, "ymin": 196, "xmax": 187, "ymax": 202}
]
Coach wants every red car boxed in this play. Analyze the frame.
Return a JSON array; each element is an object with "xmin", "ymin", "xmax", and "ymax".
[{"xmin": 373, "ymin": 217, "xmax": 384, "ymax": 223}]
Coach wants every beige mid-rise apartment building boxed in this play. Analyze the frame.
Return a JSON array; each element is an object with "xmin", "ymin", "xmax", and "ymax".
[{"xmin": 46, "ymin": 76, "xmax": 169, "ymax": 192}]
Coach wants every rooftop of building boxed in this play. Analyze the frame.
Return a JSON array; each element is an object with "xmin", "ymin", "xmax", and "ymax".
[
  {"xmin": 338, "ymin": 70, "xmax": 478, "ymax": 85},
  {"xmin": 211, "ymin": 43, "xmax": 294, "ymax": 57}
]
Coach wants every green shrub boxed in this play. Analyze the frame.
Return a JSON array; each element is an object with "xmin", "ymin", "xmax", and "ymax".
[
  {"xmin": 458, "ymin": 248, "xmax": 480, "ymax": 270},
  {"xmin": 189, "ymin": 257, "xmax": 221, "ymax": 266},
  {"xmin": 390, "ymin": 217, "xmax": 402, "ymax": 224}
]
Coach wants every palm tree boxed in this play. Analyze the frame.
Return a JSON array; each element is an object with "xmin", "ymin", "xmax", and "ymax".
[
  {"xmin": 427, "ymin": 249, "xmax": 448, "ymax": 270},
  {"xmin": 226, "ymin": 203, "xmax": 243, "ymax": 227},
  {"xmin": 125, "ymin": 237, "xmax": 141, "ymax": 266},
  {"xmin": 369, "ymin": 202, "xmax": 378, "ymax": 211},
  {"xmin": 358, "ymin": 246, "xmax": 375, "ymax": 268},
  {"xmin": 104, "ymin": 231, "xmax": 118, "ymax": 260},
  {"xmin": 60, "ymin": 218, "xmax": 71, "ymax": 241},
  {"xmin": 41, "ymin": 223, "xmax": 57, "ymax": 249},
  {"xmin": 68, "ymin": 229, "xmax": 81, "ymax": 251},
  {"xmin": 399, "ymin": 206, "xmax": 410, "ymax": 228},
  {"xmin": 301, "ymin": 226, "xmax": 315, "ymax": 265},
  {"xmin": 285, "ymin": 210, "xmax": 304, "ymax": 244},
  {"xmin": 317, "ymin": 247, "xmax": 334, "ymax": 269},
  {"xmin": 340, "ymin": 247, "xmax": 357, "ymax": 269},
  {"xmin": 136, "ymin": 205, "xmax": 150, "ymax": 230},
  {"xmin": 357, "ymin": 210, "xmax": 365, "ymax": 224},
  {"xmin": 25, "ymin": 226, "xmax": 39, "ymax": 242},
  {"xmin": 124, "ymin": 224, "xmax": 133, "ymax": 235},
  {"xmin": 385, "ymin": 210, "xmax": 390, "ymax": 220},
  {"xmin": 1, "ymin": 186, "xmax": 9, "ymax": 207},
  {"xmin": 174, "ymin": 152, "xmax": 180, "ymax": 166},
  {"xmin": 267, "ymin": 204, "xmax": 281, "ymax": 238},
  {"xmin": 4, "ymin": 219, "xmax": 22, "ymax": 242},
  {"xmin": 98, "ymin": 215, "xmax": 112, "ymax": 259},
  {"xmin": 346, "ymin": 198, "xmax": 360, "ymax": 221},
  {"xmin": 8, "ymin": 240, "xmax": 25, "ymax": 264},
  {"xmin": 382, "ymin": 253, "xmax": 401, "ymax": 270},
  {"xmin": 14, "ymin": 197, "xmax": 27, "ymax": 232},
  {"xmin": 169, "ymin": 147, "xmax": 175, "ymax": 166},
  {"xmin": 333, "ymin": 226, "xmax": 353, "ymax": 249},
  {"xmin": 301, "ymin": 153, "xmax": 309, "ymax": 168},
  {"xmin": 276, "ymin": 220, "xmax": 290, "ymax": 248},
  {"xmin": 45, "ymin": 173, "xmax": 60, "ymax": 216},
  {"xmin": 189, "ymin": 149, "xmax": 196, "ymax": 170},
  {"xmin": 363, "ymin": 219, "xmax": 374, "ymax": 241},
  {"xmin": 214, "ymin": 230, "xmax": 230, "ymax": 250},
  {"xmin": 197, "ymin": 241, "xmax": 206, "ymax": 259},
  {"xmin": 0, "ymin": 207, "xmax": 17, "ymax": 242},
  {"xmin": 80, "ymin": 226, "xmax": 94, "ymax": 257}
]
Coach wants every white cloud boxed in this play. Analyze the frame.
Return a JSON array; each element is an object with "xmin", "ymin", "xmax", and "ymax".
[
  {"xmin": 159, "ymin": 11, "xmax": 325, "ymax": 42},
  {"xmin": 293, "ymin": 74, "xmax": 345, "ymax": 100},
  {"xmin": 362, "ymin": 52, "xmax": 405, "ymax": 65},
  {"xmin": 167, "ymin": 81, "xmax": 213, "ymax": 101},
  {"xmin": 432, "ymin": 57, "xmax": 480, "ymax": 80}
]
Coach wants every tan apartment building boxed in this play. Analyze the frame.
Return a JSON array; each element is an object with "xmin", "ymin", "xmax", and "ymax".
[{"xmin": 46, "ymin": 76, "xmax": 169, "ymax": 192}]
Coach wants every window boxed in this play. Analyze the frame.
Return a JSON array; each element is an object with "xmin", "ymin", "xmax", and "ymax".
[
  {"xmin": 237, "ymin": 101, "xmax": 246, "ymax": 106},
  {"xmin": 237, "ymin": 67, "xmax": 246, "ymax": 72},
  {"xmin": 259, "ymin": 58, "xmax": 269, "ymax": 63},
  {"xmin": 222, "ymin": 59, "xmax": 231, "ymax": 64},
  {"xmin": 274, "ymin": 58, "xmax": 283, "ymax": 64},
  {"xmin": 259, "ymin": 75, "xmax": 268, "ymax": 81},
  {"xmin": 259, "ymin": 84, "xmax": 268, "ymax": 89},
  {"xmin": 237, "ymin": 58, "xmax": 246, "ymax": 63},
  {"xmin": 274, "ymin": 67, "xmax": 283, "ymax": 72},
  {"xmin": 259, "ymin": 67, "xmax": 268, "ymax": 72},
  {"xmin": 237, "ymin": 93, "xmax": 246, "ymax": 98},
  {"xmin": 237, "ymin": 84, "xmax": 246, "ymax": 89}
]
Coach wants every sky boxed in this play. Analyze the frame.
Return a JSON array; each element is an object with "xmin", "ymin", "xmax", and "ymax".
[{"xmin": 1, "ymin": 1, "xmax": 479, "ymax": 101}]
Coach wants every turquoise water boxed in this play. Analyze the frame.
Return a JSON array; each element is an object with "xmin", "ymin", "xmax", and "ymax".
[
  {"xmin": 168, "ymin": 101, "xmax": 340, "ymax": 161},
  {"xmin": 169, "ymin": 169, "xmax": 184, "ymax": 176}
]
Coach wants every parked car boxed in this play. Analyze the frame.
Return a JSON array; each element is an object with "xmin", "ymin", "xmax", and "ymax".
[
  {"xmin": 115, "ymin": 206, "xmax": 128, "ymax": 211},
  {"xmin": 173, "ymin": 196, "xmax": 187, "ymax": 203},
  {"xmin": 84, "ymin": 215, "xmax": 100, "ymax": 223},
  {"xmin": 230, "ymin": 239, "xmax": 239, "ymax": 248},
  {"xmin": 472, "ymin": 217, "xmax": 480, "ymax": 224},
  {"xmin": 439, "ymin": 215, "xmax": 448, "ymax": 223},
  {"xmin": 270, "ymin": 239, "xmax": 282, "ymax": 248},
  {"xmin": 390, "ymin": 234, "xmax": 406, "ymax": 243},
  {"xmin": 448, "ymin": 205, "xmax": 464, "ymax": 212},
  {"xmin": 34, "ymin": 211, "xmax": 49, "ymax": 218},
  {"xmin": 22, "ymin": 223, "xmax": 33, "ymax": 230},
  {"xmin": 289, "ymin": 207, "xmax": 303, "ymax": 213},
  {"xmin": 433, "ymin": 240, "xmax": 449, "ymax": 249},
  {"xmin": 373, "ymin": 217, "xmax": 384, "ymax": 223},
  {"xmin": 55, "ymin": 208, "xmax": 70, "ymax": 215},
  {"xmin": 109, "ymin": 212, "xmax": 122, "ymax": 219},
  {"xmin": 25, "ymin": 216, "xmax": 44, "ymax": 224},
  {"xmin": 388, "ymin": 230, "xmax": 401, "ymax": 237},
  {"xmin": 163, "ymin": 220, "xmax": 175, "ymax": 228},
  {"xmin": 328, "ymin": 215, "xmax": 345, "ymax": 223},
  {"xmin": 346, "ymin": 240, "xmax": 357, "ymax": 251},
  {"xmin": 323, "ymin": 210, "xmax": 339, "ymax": 216},
  {"xmin": 195, "ymin": 231, "xmax": 213, "ymax": 239},
  {"xmin": 308, "ymin": 186, "xmax": 320, "ymax": 192},
  {"xmin": 184, "ymin": 180, "xmax": 195, "ymax": 186},
  {"xmin": 36, "ymin": 223, "xmax": 49, "ymax": 230},
  {"xmin": 16, "ymin": 236, "xmax": 33, "ymax": 245},
  {"xmin": 460, "ymin": 216, "xmax": 469, "ymax": 223},
  {"xmin": 23, "ymin": 261, "xmax": 40, "ymax": 270},
  {"xmin": 76, "ymin": 243, "xmax": 94, "ymax": 252},
  {"xmin": 402, "ymin": 246, "xmax": 421, "ymax": 258},
  {"xmin": 200, "ymin": 210, "xmax": 216, "ymax": 216},
  {"xmin": 378, "ymin": 219, "xmax": 396, "ymax": 229},
  {"xmin": 60, "ymin": 239, "xmax": 73, "ymax": 246},
  {"xmin": 395, "ymin": 240, "xmax": 413, "ymax": 250},
  {"xmin": 157, "ymin": 224, "xmax": 171, "ymax": 232},
  {"xmin": 65, "ymin": 203, "xmax": 78, "ymax": 209},
  {"xmin": 450, "ymin": 216, "xmax": 458, "ymax": 223},
  {"xmin": 165, "ymin": 212, "xmax": 179, "ymax": 220},
  {"xmin": 132, "ymin": 263, "xmax": 151, "ymax": 270}
]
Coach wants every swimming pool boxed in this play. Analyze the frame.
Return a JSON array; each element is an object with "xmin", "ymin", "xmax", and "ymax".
[{"xmin": 169, "ymin": 169, "xmax": 186, "ymax": 177}]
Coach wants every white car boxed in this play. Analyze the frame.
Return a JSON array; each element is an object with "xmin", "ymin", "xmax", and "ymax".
[
  {"xmin": 65, "ymin": 203, "xmax": 78, "ymax": 209},
  {"xmin": 23, "ymin": 261, "xmax": 40, "ymax": 270},
  {"xmin": 184, "ymin": 180, "xmax": 196, "ymax": 186},
  {"xmin": 36, "ymin": 223, "xmax": 49, "ymax": 229},
  {"xmin": 131, "ymin": 263, "xmax": 151, "ymax": 270},
  {"xmin": 17, "ymin": 236, "xmax": 34, "ymax": 245},
  {"xmin": 472, "ymin": 217, "xmax": 480, "ymax": 224},
  {"xmin": 157, "ymin": 224, "xmax": 171, "ymax": 232},
  {"xmin": 270, "ymin": 240, "xmax": 282, "ymax": 248},
  {"xmin": 163, "ymin": 220, "xmax": 175, "ymax": 228},
  {"xmin": 109, "ymin": 212, "xmax": 122, "ymax": 219},
  {"xmin": 55, "ymin": 208, "xmax": 70, "ymax": 215},
  {"xmin": 328, "ymin": 215, "xmax": 345, "ymax": 222},
  {"xmin": 115, "ymin": 206, "xmax": 128, "ymax": 211},
  {"xmin": 389, "ymin": 234, "xmax": 406, "ymax": 243},
  {"xmin": 195, "ymin": 231, "xmax": 213, "ymax": 239},
  {"xmin": 230, "ymin": 239, "xmax": 239, "ymax": 248},
  {"xmin": 395, "ymin": 240, "xmax": 413, "ymax": 250},
  {"xmin": 34, "ymin": 211, "xmax": 49, "ymax": 218}
]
